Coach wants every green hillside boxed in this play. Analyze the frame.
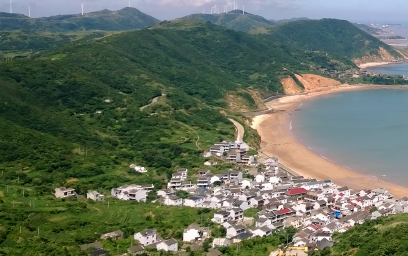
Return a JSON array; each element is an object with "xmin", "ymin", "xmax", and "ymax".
[
  {"xmin": 0, "ymin": 7, "xmax": 159, "ymax": 32},
  {"xmin": 0, "ymin": 18, "xmax": 392, "ymax": 191},
  {"xmin": 182, "ymin": 10, "xmax": 276, "ymax": 31},
  {"xmin": 312, "ymin": 214, "xmax": 408, "ymax": 256},
  {"xmin": 263, "ymin": 19, "xmax": 404, "ymax": 63},
  {"xmin": 0, "ymin": 18, "xmax": 403, "ymax": 254},
  {"xmin": 0, "ymin": 30, "xmax": 110, "ymax": 58}
]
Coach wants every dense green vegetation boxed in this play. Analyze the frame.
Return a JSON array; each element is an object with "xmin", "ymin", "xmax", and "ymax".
[
  {"xmin": 0, "ymin": 186, "xmax": 215, "ymax": 255},
  {"xmin": 263, "ymin": 19, "xmax": 403, "ymax": 64},
  {"xmin": 0, "ymin": 17, "xmax": 398, "ymax": 208},
  {"xmin": 0, "ymin": 30, "xmax": 110, "ymax": 58},
  {"xmin": 311, "ymin": 214, "xmax": 408, "ymax": 256},
  {"xmin": 0, "ymin": 8, "xmax": 159, "ymax": 32},
  {"xmin": 183, "ymin": 10, "xmax": 275, "ymax": 31}
]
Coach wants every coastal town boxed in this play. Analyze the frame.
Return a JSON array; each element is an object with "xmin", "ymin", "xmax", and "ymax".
[{"xmin": 55, "ymin": 136, "xmax": 406, "ymax": 256}]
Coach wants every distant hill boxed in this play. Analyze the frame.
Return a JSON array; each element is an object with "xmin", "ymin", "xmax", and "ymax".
[
  {"xmin": 0, "ymin": 7, "xmax": 159, "ymax": 32},
  {"xmin": 354, "ymin": 23, "xmax": 383, "ymax": 35},
  {"xmin": 263, "ymin": 18, "xmax": 404, "ymax": 65},
  {"xmin": 182, "ymin": 10, "xmax": 276, "ymax": 31},
  {"xmin": 274, "ymin": 17, "xmax": 311, "ymax": 24}
]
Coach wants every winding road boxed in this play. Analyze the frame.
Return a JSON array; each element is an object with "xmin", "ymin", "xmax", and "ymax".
[
  {"xmin": 139, "ymin": 94, "xmax": 166, "ymax": 111},
  {"xmin": 228, "ymin": 118, "xmax": 245, "ymax": 142}
]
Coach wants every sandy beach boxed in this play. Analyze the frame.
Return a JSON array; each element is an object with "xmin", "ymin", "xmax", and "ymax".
[
  {"xmin": 253, "ymin": 84, "xmax": 408, "ymax": 198},
  {"xmin": 358, "ymin": 62, "xmax": 393, "ymax": 69}
]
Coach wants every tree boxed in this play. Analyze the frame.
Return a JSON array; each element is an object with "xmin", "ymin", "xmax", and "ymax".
[
  {"xmin": 176, "ymin": 190, "xmax": 190, "ymax": 199},
  {"xmin": 203, "ymin": 238, "xmax": 211, "ymax": 252},
  {"xmin": 213, "ymin": 181, "xmax": 222, "ymax": 187}
]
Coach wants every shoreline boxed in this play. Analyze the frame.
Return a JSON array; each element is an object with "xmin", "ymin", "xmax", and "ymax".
[
  {"xmin": 252, "ymin": 84, "xmax": 408, "ymax": 198},
  {"xmin": 358, "ymin": 59, "xmax": 408, "ymax": 69}
]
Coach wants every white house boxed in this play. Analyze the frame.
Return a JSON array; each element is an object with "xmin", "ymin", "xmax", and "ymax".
[
  {"xmin": 241, "ymin": 179, "xmax": 252, "ymax": 189},
  {"xmin": 134, "ymin": 229, "xmax": 157, "ymax": 246},
  {"xmin": 130, "ymin": 164, "xmax": 147, "ymax": 173},
  {"xmin": 197, "ymin": 177, "xmax": 211, "ymax": 189},
  {"xmin": 252, "ymin": 226, "xmax": 271, "ymax": 237},
  {"xmin": 111, "ymin": 184, "xmax": 150, "ymax": 202},
  {"xmin": 184, "ymin": 196, "xmax": 205, "ymax": 207},
  {"xmin": 229, "ymin": 171, "xmax": 243, "ymax": 182},
  {"xmin": 255, "ymin": 174, "xmax": 265, "ymax": 183},
  {"xmin": 163, "ymin": 195, "xmax": 183, "ymax": 206},
  {"xmin": 230, "ymin": 208, "xmax": 244, "ymax": 221},
  {"xmin": 54, "ymin": 187, "xmax": 75, "ymax": 199},
  {"xmin": 212, "ymin": 211, "xmax": 231, "ymax": 224},
  {"xmin": 227, "ymin": 225, "xmax": 246, "ymax": 238},
  {"xmin": 183, "ymin": 223, "xmax": 202, "ymax": 242},
  {"xmin": 256, "ymin": 218, "xmax": 272, "ymax": 228},
  {"xmin": 156, "ymin": 239, "xmax": 178, "ymax": 252},
  {"xmin": 259, "ymin": 182, "xmax": 273, "ymax": 191},
  {"xmin": 87, "ymin": 190, "xmax": 104, "ymax": 201},
  {"xmin": 212, "ymin": 238, "xmax": 231, "ymax": 248}
]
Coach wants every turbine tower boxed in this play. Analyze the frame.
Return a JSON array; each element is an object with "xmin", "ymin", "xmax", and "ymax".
[
  {"xmin": 28, "ymin": 6, "xmax": 31, "ymax": 18},
  {"xmin": 9, "ymin": 0, "xmax": 12, "ymax": 14},
  {"xmin": 128, "ymin": 0, "xmax": 131, "ymax": 7},
  {"xmin": 81, "ymin": 4, "xmax": 84, "ymax": 16},
  {"xmin": 243, "ymin": 5, "xmax": 244, "ymax": 14}
]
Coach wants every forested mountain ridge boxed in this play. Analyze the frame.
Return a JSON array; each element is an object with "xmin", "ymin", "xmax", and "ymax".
[
  {"xmin": 0, "ymin": 7, "xmax": 159, "ymax": 32},
  {"xmin": 182, "ymin": 10, "xmax": 276, "ymax": 31},
  {"xmin": 261, "ymin": 19, "xmax": 404, "ymax": 65},
  {"xmin": 0, "ymin": 18, "xmax": 398, "ymax": 191}
]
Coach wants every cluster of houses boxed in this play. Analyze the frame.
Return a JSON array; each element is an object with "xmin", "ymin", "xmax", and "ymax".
[
  {"xmin": 204, "ymin": 140, "xmax": 257, "ymax": 166},
  {"xmin": 320, "ymin": 67, "xmax": 406, "ymax": 79},
  {"xmin": 155, "ymin": 157, "xmax": 408, "ymax": 253},
  {"xmin": 54, "ymin": 145, "xmax": 408, "ymax": 255},
  {"xmin": 79, "ymin": 227, "xmax": 222, "ymax": 256}
]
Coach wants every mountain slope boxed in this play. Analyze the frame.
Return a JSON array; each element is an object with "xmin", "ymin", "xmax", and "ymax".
[
  {"xmin": 262, "ymin": 19, "xmax": 404, "ymax": 65},
  {"xmin": 0, "ymin": 19, "xmax": 358, "ymax": 185},
  {"xmin": 0, "ymin": 7, "xmax": 159, "ymax": 32},
  {"xmin": 182, "ymin": 10, "xmax": 276, "ymax": 31}
]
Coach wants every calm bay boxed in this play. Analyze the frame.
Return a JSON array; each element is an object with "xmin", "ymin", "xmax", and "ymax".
[{"xmin": 292, "ymin": 89, "xmax": 408, "ymax": 187}]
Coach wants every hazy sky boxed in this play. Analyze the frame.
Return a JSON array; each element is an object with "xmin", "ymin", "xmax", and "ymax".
[{"xmin": 1, "ymin": 0, "xmax": 407, "ymax": 23}]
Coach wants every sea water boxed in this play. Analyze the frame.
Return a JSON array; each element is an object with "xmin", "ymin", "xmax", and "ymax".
[
  {"xmin": 367, "ymin": 62, "xmax": 408, "ymax": 77},
  {"xmin": 292, "ymin": 89, "xmax": 408, "ymax": 187}
]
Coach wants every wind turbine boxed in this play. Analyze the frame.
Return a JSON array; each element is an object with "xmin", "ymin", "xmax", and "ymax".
[
  {"xmin": 9, "ymin": 0, "xmax": 12, "ymax": 14},
  {"xmin": 242, "ymin": 5, "xmax": 244, "ymax": 14},
  {"xmin": 81, "ymin": 4, "xmax": 84, "ymax": 16},
  {"xmin": 28, "ymin": 6, "xmax": 31, "ymax": 18},
  {"xmin": 128, "ymin": 0, "xmax": 131, "ymax": 7}
]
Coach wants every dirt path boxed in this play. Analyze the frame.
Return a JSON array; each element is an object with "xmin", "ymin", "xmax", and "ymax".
[
  {"xmin": 139, "ymin": 94, "xmax": 166, "ymax": 111},
  {"xmin": 228, "ymin": 118, "xmax": 244, "ymax": 142},
  {"xmin": 194, "ymin": 131, "xmax": 202, "ymax": 150}
]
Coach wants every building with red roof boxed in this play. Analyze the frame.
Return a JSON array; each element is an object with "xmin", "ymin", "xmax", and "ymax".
[{"xmin": 285, "ymin": 188, "xmax": 308, "ymax": 200}]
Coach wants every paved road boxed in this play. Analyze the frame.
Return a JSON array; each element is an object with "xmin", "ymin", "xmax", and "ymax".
[
  {"xmin": 228, "ymin": 118, "xmax": 245, "ymax": 142},
  {"xmin": 139, "ymin": 94, "xmax": 166, "ymax": 111}
]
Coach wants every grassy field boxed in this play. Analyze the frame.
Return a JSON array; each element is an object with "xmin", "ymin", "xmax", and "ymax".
[{"xmin": 0, "ymin": 185, "xmax": 215, "ymax": 255}]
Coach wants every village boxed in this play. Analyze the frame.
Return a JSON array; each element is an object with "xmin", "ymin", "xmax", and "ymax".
[{"xmin": 54, "ymin": 138, "xmax": 407, "ymax": 256}]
